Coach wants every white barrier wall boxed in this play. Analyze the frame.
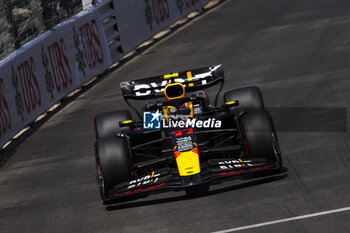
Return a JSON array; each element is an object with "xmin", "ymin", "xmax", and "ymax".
[
  {"xmin": 114, "ymin": 0, "xmax": 209, "ymax": 53},
  {"xmin": 0, "ymin": 0, "xmax": 211, "ymax": 148}
]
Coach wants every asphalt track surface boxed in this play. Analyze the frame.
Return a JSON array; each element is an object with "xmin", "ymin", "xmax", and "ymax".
[{"xmin": 1, "ymin": 0, "xmax": 350, "ymax": 232}]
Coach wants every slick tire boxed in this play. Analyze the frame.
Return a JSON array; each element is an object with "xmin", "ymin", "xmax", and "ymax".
[
  {"xmin": 95, "ymin": 137, "xmax": 131, "ymax": 201},
  {"xmin": 239, "ymin": 109, "xmax": 282, "ymax": 167},
  {"xmin": 224, "ymin": 86, "xmax": 264, "ymax": 109},
  {"xmin": 94, "ymin": 110, "xmax": 131, "ymax": 139}
]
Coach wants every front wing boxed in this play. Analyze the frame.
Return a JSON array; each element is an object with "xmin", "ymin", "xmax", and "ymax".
[{"xmin": 104, "ymin": 158, "xmax": 281, "ymax": 202}]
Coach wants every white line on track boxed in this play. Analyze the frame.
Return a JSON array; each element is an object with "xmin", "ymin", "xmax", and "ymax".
[{"xmin": 212, "ymin": 206, "xmax": 350, "ymax": 233}]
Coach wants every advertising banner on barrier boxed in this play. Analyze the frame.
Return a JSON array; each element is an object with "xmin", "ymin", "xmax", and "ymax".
[
  {"xmin": 0, "ymin": 60, "xmax": 16, "ymax": 146},
  {"xmin": 0, "ymin": 8, "xmax": 110, "ymax": 148},
  {"xmin": 70, "ymin": 9, "xmax": 111, "ymax": 84},
  {"xmin": 114, "ymin": 0, "xmax": 209, "ymax": 53}
]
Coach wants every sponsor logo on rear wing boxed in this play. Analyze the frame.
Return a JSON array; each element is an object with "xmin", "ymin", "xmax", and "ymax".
[{"xmin": 120, "ymin": 64, "xmax": 224, "ymax": 99}]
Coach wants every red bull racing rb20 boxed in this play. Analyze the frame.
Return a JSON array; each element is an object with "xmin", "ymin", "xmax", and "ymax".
[{"xmin": 93, "ymin": 64, "xmax": 283, "ymax": 204}]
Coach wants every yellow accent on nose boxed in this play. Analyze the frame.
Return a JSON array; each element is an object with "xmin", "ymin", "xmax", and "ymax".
[
  {"xmin": 225, "ymin": 101, "xmax": 236, "ymax": 105},
  {"xmin": 175, "ymin": 150, "xmax": 201, "ymax": 176},
  {"xmin": 122, "ymin": 120, "xmax": 132, "ymax": 124},
  {"xmin": 164, "ymin": 73, "xmax": 179, "ymax": 79}
]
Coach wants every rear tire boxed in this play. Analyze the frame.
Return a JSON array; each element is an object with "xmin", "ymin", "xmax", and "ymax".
[
  {"xmin": 95, "ymin": 137, "xmax": 131, "ymax": 201},
  {"xmin": 239, "ymin": 109, "xmax": 281, "ymax": 167},
  {"xmin": 224, "ymin": 86, "xmax": 264, "ymax": 109},
  {"xmin": 94, "ymin": 110, "xmax": 131, "ymax": 139}
]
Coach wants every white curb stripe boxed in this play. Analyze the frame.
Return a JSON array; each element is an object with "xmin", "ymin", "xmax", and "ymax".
[{"xmin": 212, "ymin": 206, "xmax": 350, "ymax": 233}]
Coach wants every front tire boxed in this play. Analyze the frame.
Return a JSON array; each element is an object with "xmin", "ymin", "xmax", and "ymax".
[
  {"xmin": 95, "ymin": 137, "xmax": 131, "ymax": 201},
  {"xmin": 239, "ymin": 109, "xmax": 282, "ymax": 167}
]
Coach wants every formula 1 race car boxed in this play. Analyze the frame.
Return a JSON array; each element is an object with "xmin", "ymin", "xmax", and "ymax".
[{"xmin": 93, "ymin": 64, "xmax": 282, "ymax": 204}]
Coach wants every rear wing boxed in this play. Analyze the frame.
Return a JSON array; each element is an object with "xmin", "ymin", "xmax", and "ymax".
[{"xmin": 120, "ymin": 64, "xmax": 224, "ymax": 100}]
